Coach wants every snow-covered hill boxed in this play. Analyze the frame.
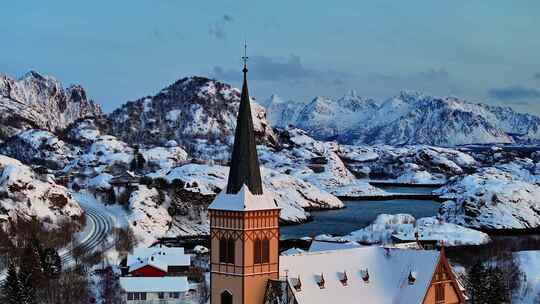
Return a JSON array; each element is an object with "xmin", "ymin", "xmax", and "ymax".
[
  {"xmin": 0, "ymin": 155, "xmax": 84, "ymax": 229},
  {"xmin": 108, "ymin": 76, "xmax": 278, "ymax": 159},
  {"xmin": 265, "ymin": 91, "xmax": 540, "ymax": 146},
  {"xmin": 0, "ymin": 71, "xmax": 102, "ymax": 141}
]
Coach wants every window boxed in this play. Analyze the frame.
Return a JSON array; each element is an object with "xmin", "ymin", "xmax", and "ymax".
[
  {"xmin": 134, "ymin": 292, "xmax": 140, "ymax": 300},
  {"xmin": 127, "ymin": 292, "xmax": 134, "ymax": 300},
  {"xmin": 221, "ymin": 291, "xmax": 233, "ymax": 304},
  {"xmin": 219, "ymin": 237, "xmax": 235, "ymax": 264},
  {"xmin": 219, "ymin": 237, "xmax": 227, "ymax": 263},
  {"xmin": 254, "ymin": 237, "xmax": 270, "ymax": 264},
  {"xmin": 262, "ymin": 238, "xmax": 270, "ymax": 263},
  {"xmin": 140, "ymin": 293, "xmax": 147, "ymax": 300},
  {"xmin": 227, "ymin": 238, "xmax": 235, "ymax": 264},
  {"xmin": 435, "ymin": 283, "xmax": 445, "ymax": 303},
  {"xmin": 158, "ymin": 292, "xmax": 165, "ymax": 299},
  {"xmin": 169, "ymin": 292, "xmax": 180, "ymax": 299},
  {"xmin": 254, "ymin": 239, "xmax": 261, "ymax": 264}
]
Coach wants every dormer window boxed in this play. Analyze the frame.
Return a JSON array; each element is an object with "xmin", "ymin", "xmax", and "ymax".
[
  {"xmin": 316, "ymin": 274, "xmax": 325, "ymax": 289},
  {"xmin": 339, "ymin": 270, "xmax": 348, "ymax": 286},
  {"xmin": 408, "ymin": 271, "xmax": 417, "ymax": 285},
  {"xmin": 361, "ymin": 268, "xmax": 370, "ymax": 283}
]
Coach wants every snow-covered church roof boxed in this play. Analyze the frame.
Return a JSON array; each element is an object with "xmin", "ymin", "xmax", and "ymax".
[
  {"xmin": 208, "ymin": 184, "xmax": 279, "ymax": 211},
  {"xmin": 280, "ymin": 246, "xmax": 440, "ymax": 304}
]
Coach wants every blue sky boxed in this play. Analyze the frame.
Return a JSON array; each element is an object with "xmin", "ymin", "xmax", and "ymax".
[{"xmin": 1, "ymin": 0, "xmax": 539, "ymax": 113}]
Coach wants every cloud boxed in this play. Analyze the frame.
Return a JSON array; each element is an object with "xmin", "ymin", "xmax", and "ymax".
[
  {"xmin": 213, "ymin": 54, "xmax": 318, "ymax": 82},
  {"xmin": 488, "ymin": 85, "xmax": 540, "ymax": 101},
  {"xmin": 377, "ymin": 67, "xmax": 450, "ymax": 83},
  {"xmin": 209, "ymin": 14, "xmax": 234, "ymax": 40}
]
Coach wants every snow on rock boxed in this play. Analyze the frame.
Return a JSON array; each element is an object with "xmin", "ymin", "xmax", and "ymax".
[
  {"xmin": 0, "ymin": 129, "xmax": 77, "ymax": 170},
  {"xmin": 141, "ymin": 146, "xmax": 188, "ymax": 171},
  {"xmin": 0, "ymin": 71, "xmax": 102, "ymax": 141},
  {"xmin": 336, "ymin": 144, "xmax": 476, "ymax": 183},
  {"xmin": 262, "ymin": 128, "xmax": 386, "ymax": 197},
  {"xmin": 266, "ymin": 90, "xmax": 540, "ymax": 146},
  {"xmin": 343, "ymin": 214, "xmax": 490, "ymax": 246},
  {"xmin": 126, "ymin": 185, "xmax": 172, "ymax": 247},
  {"xmin": 87, "ymin": 173, "xmax": 113, "ymax": 190},
  {"xmin": 108, "ymin": 76, "xmax": 278, "ymax": 158},
  {"xmin": 437, "ymin": 168, "xmax": 540, "ymax": 230},
  {"xmin": 0, "ymin": 155, "xmax": 83, "ymax": 228},
  {"xmin": 159, "ymin": 163, "xmax": 343, "ymax": 223}
]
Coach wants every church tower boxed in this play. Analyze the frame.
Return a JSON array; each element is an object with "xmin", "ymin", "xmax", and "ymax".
[{"xmin": 208, "ymin": 47, "xmax": 280, "ymax": 304}]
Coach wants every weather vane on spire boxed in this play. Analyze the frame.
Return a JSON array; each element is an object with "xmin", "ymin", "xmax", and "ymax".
[{"xmin": 242, "ymin": 41, "xmax": 248, "ymax": 73}]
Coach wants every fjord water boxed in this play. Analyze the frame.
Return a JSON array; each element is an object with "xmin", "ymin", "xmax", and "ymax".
[{"xmin": 281, "ymin": 185, "xmax": 441, "ymax": 239}]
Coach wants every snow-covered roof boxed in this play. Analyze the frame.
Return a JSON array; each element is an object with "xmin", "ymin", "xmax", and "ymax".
[
  {"xmin": 280, "ymin": 246, "xmax": 439, "ymax": 304},
  {"xmin": 119, "ymin": 277, "xmax": 188, "ymax": 293},
  {"xmin": 128, "ymin": 258, "xmax": 168, "ymax": 273},
  {"xmin": 127, "ymin": 246, "xmax": 190, "ymax": 271},
  {"xmin": 308, "ymin": 240, "xmax": 362, "ymax": 252},
  {"xmin": 208, "ymin": 184, "xmax": 279, "ymax": 211},
  {"xmin": 281, "ymin": 247, "xmax": 306, "ymax": 256}
]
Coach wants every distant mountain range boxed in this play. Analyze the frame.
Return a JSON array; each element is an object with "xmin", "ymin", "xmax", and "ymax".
[
  {"xmin": 262, "ymin": 90, "xmax": 540, "ymax": 146},
  {"xmin": 2, "ymin": 71, "xmax": 540, "ymax": 148}
]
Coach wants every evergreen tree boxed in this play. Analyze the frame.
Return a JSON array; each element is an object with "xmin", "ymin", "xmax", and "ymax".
[
  {"xmin": 130, "ymin": 145, "xmax": 146, "ymax": 171},
  {"xmin": 41, "ymin": 248, "xmax": 62, "ymax": 279},
  {"xmin": 99, "ymin": 266, "xmax": 123, "ymax": 304},
  {"xmin": 465, "ymin": 260, "xmax": 487, "ymax": 303},
  {"xmin": 485, "ymin": 266, "xmax": 509, "ymax": 304},
  {"xmin": 18, "ymin": 265, "xmax": 37, "ymax": 304},
  {"xmin": 2, "ymin": 262, "xmax": 21, "ymax": 304},
  {"xmin": 18, "ymin": 242, "xmax": 43, "ymax": 304}
]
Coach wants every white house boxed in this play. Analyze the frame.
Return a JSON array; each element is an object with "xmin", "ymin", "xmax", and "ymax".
[
  {"xmin": 119, "ymin": 276, "xmax": 190, "ymax": 303},
  {"xmin": 126, "ymin": 245, "xmax": 191, "ymax": 277}
]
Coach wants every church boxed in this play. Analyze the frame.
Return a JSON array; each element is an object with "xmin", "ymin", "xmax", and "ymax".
[{"xmin": 208, "ymin": 55, "xmax": 466, "ymax": 304}]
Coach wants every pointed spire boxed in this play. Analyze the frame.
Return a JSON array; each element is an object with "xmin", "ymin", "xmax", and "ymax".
[{"xmin": 226, "ymin": 43, "xmax": 264, "ymax": 195}]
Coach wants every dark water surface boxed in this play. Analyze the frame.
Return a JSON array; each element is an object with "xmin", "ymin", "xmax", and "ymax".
[{"xmin": 281, "ymin": 198, "xmax": 441, "ymax": 239}]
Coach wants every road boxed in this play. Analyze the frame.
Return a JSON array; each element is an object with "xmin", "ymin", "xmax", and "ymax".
[
  {"xmin": 60, "ymin": 200, "xmax": 116, "ymax": 266},
  {"xmin": 1, "ymin": 193, "xmax": 117, "ymax": 282}
]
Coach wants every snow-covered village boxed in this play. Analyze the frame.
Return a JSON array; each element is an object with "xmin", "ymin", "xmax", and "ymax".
[{"xmin": 1, "ymin": 2, "xmax": 540, "ymax": 304}]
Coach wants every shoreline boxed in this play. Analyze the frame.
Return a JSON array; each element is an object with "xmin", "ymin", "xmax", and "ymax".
[{"xmin": 337, "ymin": 194, "xmax": 449, "ymax": 202}]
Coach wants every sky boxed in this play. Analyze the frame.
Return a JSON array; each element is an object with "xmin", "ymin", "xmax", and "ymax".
[{"xmin": 1, "ymin": 0, "xmax": 539, "ymax": 113}]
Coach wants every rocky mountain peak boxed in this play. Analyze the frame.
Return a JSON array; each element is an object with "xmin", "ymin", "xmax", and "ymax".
[
  {"xmin": 0, "ymin": 71, "xmax": 102, "ymax": 141},
  {"xmin": 108, "ymin": 75, "xmax": 277, "ymax": 158}
]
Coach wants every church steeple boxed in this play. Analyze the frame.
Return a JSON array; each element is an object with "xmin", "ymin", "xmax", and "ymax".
[{"xmin": 226, "ymin": 44, "xmax": 264, "ymax": 195}]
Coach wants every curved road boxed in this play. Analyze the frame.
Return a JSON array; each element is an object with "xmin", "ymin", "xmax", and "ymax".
[
  {"xmin": 61, "ymin": 201, "xmax": 116, "ymax": 266},
  {"xmin": 0, "ymin": 193, "xmax": 116, "ymax": 283}
]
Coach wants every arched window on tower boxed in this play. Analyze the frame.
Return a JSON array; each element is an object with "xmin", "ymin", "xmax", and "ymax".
[{"xmin": 221, "ymin": 291, "xmax": 233, "ymax": 304}]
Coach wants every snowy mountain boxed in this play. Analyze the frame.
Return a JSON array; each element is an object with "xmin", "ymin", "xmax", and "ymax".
[
  {"xmin": 108, "ymin": 76, "xmax": 278, "ymax": 158},
  {"xmin": 0, "ymin": 155, "xmax": 84, "ymax": 229},
  {"xmin": 0, "ymin": 71, "xmax": 102, "ymax": 141},
  {"xmin": 265, "ymin": 91, "xmax": 540, "ymax": 146}
]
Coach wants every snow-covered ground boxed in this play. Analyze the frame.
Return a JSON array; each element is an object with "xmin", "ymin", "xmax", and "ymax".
[
  {"xmin": 342, "ymin": 214, "xmax": 490, "ymax": 246},
  {"xmin": 437, "ymin": 168, "xmax": 540, "ymax": 230},
  {"xmin": 157, "ymin": 163, "xmax": 343, "ymax": 224},
  {"xmin": 0, "ymin": 155, "xmax": 83, "ymax": 228},
  {"xmin": 514, "ymin": 251, "xmax": 540, "ymax": 304}
]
